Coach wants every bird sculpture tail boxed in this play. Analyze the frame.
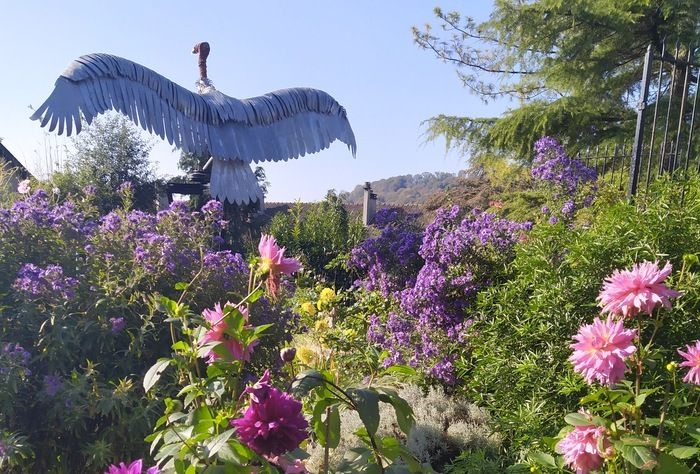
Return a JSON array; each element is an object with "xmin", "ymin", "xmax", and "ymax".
[{"xmin": 209, "ymin": 159, "xmax": 264, "ymax": 207}]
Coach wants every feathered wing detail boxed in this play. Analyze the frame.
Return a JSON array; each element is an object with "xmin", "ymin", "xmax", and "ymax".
[
  {"xmin": 31, "ymin": 53, "xmax": 357, "ymax": 163},
  {"xmin": 209, "ymin": 159, "xmax": 264, "ymax": 206}
]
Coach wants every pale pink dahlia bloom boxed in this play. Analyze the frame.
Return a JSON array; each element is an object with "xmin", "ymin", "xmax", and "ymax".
[
  {"xmin": 570, "ymin": 316, "xmax": 636, "ymax": 386},
  {"xmin": 258, "ymin": 234, "xmax": 302, "ymax": 297},
  {"xmin": 200, "ymin": 303, "xmax": 256, "ymax": 364},
  {"xmin": 556, "ymin": 425, "xmax": 610, "ymax": 474},
  {"xmin": 678, "ymin": 340, "xmax": 700, "ymax": 385},
  {"xmin": 104, "ymin": 459, "xmax": 160, "ymax": 474},
  {"xmin": 597, "ymin": 261, "xmax": 680, "ymax": 318},
  {"xmin": 17, "ymin": 179, "xmax": 30, "ymax": 194}
]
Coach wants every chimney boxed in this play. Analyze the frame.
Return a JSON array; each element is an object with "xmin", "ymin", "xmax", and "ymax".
[{"xmin": 363, "ymin": 182, "xmax": 377, "ymax": 226}]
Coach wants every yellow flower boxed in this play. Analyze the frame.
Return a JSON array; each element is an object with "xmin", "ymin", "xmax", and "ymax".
[
  {"xmin": 300, "ymin": 301, "xmax": 316, "ymax": 315},
  {"xmin": 342, "ymin": 328, "xmax": 357, "ymax": 338},
  {"xmin": 666, "ymin": 361, "xmax": 677, "ymax": 372},
  {"xmin": 319, "ymin": 287, "xmax": 336, "ymax": 302},
  {"xmin": 296, "ymin": 346, "xmax": 316, "ymax": 365},
  {"xmin": 314, "ymin": 317, "xmax": 333, "ymax": 332}
]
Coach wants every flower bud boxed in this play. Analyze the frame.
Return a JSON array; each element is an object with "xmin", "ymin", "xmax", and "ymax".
[
  {"xmin": 666, "ymin": 361, "xmax": 677, "ymax": 372},
  {"xmin": 280, "ymin": 347, "xmax": 297, "ymax": 363}
]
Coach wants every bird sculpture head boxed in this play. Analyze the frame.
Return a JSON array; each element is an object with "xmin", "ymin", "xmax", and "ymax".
[{"xmin": 192, "ymin": 42, "xmax": 214, "ymax": 93}]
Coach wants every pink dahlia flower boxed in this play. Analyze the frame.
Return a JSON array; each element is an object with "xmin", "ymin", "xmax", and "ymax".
[
  {"xmin": 556, "ymin": 425, "xmax": 610, "ymax": 474},
  {"xmin": 266, "ymin": 455, "xmax": 309, "ymax": 473},
  {"xmin": 104, "ymin": 459, "xmax": 160, "ymax": 474},
  {"xmin": 597, "ymin": 261, "xmax": 680, "ymax": 318},
  {"xmin": 570, "ymin": 316, "xmax": 636, "ymax": 386},
  {"xmin": 200, "ymin": 303, "xmax": 256, "ymax": 364},
  {"xmin": 678, "ymin": 340, "xmax": 700, "ymax": 385},
  {"xmin": 258, "ymin": 234, "xmax": 302, "ymax": 297},
  {"xmin": 231, "ymin": 370, "xmax": 308, "ymax": 456}
]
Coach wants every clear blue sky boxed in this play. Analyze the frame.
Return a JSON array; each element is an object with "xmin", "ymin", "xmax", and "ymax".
[{"xmin": 0, "ymin": 1, "xmax": 507, "ymax": 202}]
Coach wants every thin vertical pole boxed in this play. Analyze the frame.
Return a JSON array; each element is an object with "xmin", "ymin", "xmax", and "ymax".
[
  {"xmin": 660, "ymin": 41, "xmax": 680, "ymax": 175},
  {"xmin": 610, "ymin": 144, "xmax": 618, "ymax": 185},
  {"xmin": 619, "ymin": 141, "xmax": 627, "ymax": 190},
  {"xmin": 645, "ymin": 41, "xmax": 666, "ymax": 196},
  {"xmin": 686, "ymin": 55, "xmax": 700, "ymax": 174},
  {"xmin": 629, "ymin": 45, "xmax": 654, "ymax": 199},
  {"xmin": 673, "ymin": 46, "xmax": 692, "ymax": 172}
]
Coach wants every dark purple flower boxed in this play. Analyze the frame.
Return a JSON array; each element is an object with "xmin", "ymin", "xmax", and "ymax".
[
  {"xmin": 42, "ymin": 374, "xmax": 63, "ymax": 396},
  {"xmin": 231, "ymin": 371, "xmax": 308, "ymax": 456},
  {"xmin": 109, "ymin": 317, "xmax": 126, "ymax": 334}
]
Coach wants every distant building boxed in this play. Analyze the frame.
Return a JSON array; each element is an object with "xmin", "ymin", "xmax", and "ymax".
[{"xmin": 0, "ymin": 141, "xmax": 33, "ymax": 194}]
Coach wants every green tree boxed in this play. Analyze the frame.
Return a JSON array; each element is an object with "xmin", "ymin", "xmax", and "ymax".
[
  {"xmin": 51, "ymin": 113, "xmax": 157, "ymax": 211},
  {"xmin": 414, "ymin": 1, "xmax": 700, "ymax": 161}
]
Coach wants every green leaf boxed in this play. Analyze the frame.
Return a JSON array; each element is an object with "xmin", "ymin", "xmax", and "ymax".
[
  {"xmin": 528, "ymin": 451, "xmax": 557, "ymax": 468},
  {"xmin": 621, "ymin": 444, "xmax": 657, "ymax": 470},
  {"xmin": 143, "ymin": 358, "xmax": 171, "ymax": 393},
  {"xmin": 564, "ymin": 412, "xmax": 593, "ymax": 426},
  {"xmin": 205, "ymin": 429, "xmax": 235, "ymax": 459},
  {"xmin": 174, "ymin": 282, "xmax": 188, "ymax": 291},
  {"xmin": 376, "ymin": 388, "xmax": 414, "ymax": 436},
  {"xmin": 348, "ymin": 388, "xmax": 380, "ymax": 436},
  {"xmin": 671, "ymin": 446, "xmax": 700, "ymax": 459},
  {"xmin": 291, "ymin": 370, "xmax": 326, "ymax": 397},
  {"xmin": 312, "ymin": 398, "xmax": 341, "ymax": 448},
  {"xmin": 635, "ymin": 393, "xmax": 648, "ymax": 407},
  {"xmin": 656, "ymin": 453, "xmax": 692, "ymax": 473}
]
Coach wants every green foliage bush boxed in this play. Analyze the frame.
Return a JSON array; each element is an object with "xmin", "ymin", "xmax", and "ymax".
[
  {"xmin": 462, "ymin": 176, "xmax": 700, "ymax": 458},
  {"xmin": 267, "ymin": 191, "xmax": 364, "ymax": 288}
]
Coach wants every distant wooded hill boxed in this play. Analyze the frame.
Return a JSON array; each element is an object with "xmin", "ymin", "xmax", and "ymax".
[{"xmin": 340, "ymin": 172, "xmax": 461, "ymax": 205}]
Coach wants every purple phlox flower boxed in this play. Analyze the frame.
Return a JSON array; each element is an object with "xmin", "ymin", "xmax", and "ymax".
[
  {"xmin": 117, "ymin": 181, "xmax": 133, "ymax": 194},
  {"xmin": 562, "ymin": 200, "xmax": 576, "ymax": 216},
  {"xmin": 109, "ymin": 317, "xmax": 126, "ymax": 334},
  {"xmin": 42, "ymin": 374, "xmax": 63, "ymax": 396},
  {"xmin": 201, "ymin": 199, "xmax": 224, "ymax": 220},
  {"xmin": 531, "ymin": 136, "xmax": 597, "ymax": 196},
  {"xmin": 14, "ymin": 263, "xmax": 78, "ymax": 300}
]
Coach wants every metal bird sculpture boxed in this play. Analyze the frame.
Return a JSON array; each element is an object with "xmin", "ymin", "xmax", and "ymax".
[{"xmin": 30, "ymin": 42, "xmax": 356, "ymax": 205}]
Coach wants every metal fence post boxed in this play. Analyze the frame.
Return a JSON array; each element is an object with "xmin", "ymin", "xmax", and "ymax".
[{"xmin": 628, "ymin": 45, "xmax": 654, "ymax": 199}]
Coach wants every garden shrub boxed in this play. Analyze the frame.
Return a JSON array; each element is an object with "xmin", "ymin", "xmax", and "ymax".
[
  {"xmin": 305, "ymin": 384, "xmax": 500, "ymax": 472},
  {"xmin": 267, "ymin": 191, "xmax": 364, "ymax": 288},
  {"xmin": 463, "ymin": 175, "xmax": 700, "ymax": 458},
  {"xmin": 0, "ymin": 185, "xmax": 293, "ymax": 472}
]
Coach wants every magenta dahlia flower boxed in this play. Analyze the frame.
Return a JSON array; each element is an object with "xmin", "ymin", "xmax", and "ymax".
[
  {"xmin": 570, "ymin": 316, "xmax": 636, "ymax": 386},
  {"xmin": 678, "ymin": 340, "xmax": 700, "ymax": 385},
  {"xmin": 556, "ymin": 424, "xmax": 610, "ymax": 474},
  {"xmin": 200, "ymin": 303, "xmax": 256, "ymax": 364},
  {"xmin": 597, "ymin": 261, "xmax": 681, "ymax": 318},
  {"xmin": 258, "ymin": 234, "xmax": 302, "ymax": 297},
  {"xmin": 104, "ymin": 459, "xmax": 160, "ymax": 474},
  {"xmin": 231, "ymin": 370, "xmax": 308, "ymax": 456}
]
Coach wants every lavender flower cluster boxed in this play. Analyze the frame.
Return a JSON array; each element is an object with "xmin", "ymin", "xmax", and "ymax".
[
  {"xmin": 531, "ymin": 137, "xmax": 596, "ymax": 195},
  {"xmin": 531, "ymin": 137, "xmax": 597, "ymax": 220},
  {"xmin": 361, "ymin": 205, "xmax": 531, "ymax": 384},
  {"xmin": 0, "ymin": 343, "xmax": 31, "ymax": 377},
  {"xmin": 0, "ymin": 189, "xmax": 95, "ymax": 236},
  {"xmin": 348, "ymin": 208, "xmax": 423, "ymax": 296},
  {"xmin": 13, "ymin": 263, "xmax": 79, "ymax": 300}
]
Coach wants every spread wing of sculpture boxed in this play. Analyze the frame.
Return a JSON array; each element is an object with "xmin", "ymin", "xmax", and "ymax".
[{"xmin": 30, "ymin": 42, "xmax": 357, "ymax": 204}]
